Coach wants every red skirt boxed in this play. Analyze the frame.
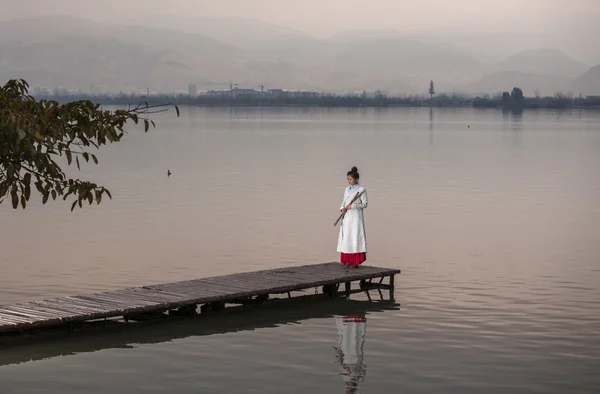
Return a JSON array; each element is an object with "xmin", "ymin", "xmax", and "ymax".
[{"xmin": 340, "ymin": 252, "xmax": 366, "ymax": 267}]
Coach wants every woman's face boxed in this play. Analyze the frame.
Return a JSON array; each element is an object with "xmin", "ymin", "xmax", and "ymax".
[{"xmin": 347, "ymin": 175, "xmax": 358, "ymax": 186}]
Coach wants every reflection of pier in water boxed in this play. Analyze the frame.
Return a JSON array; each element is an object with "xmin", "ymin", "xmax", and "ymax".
[{"xmin": 0, "ymin": 296, "xmax": 399, "ymax": 368}]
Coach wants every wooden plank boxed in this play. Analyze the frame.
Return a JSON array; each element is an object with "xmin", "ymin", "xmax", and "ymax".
[
  {"xmin": 49, "ymin": 297, "xmax": 114, "ymax": 313},
  {"xmin": 1, "ymin": 305, "xmax": 66, "ymax": 321},
  {"xmin": 20, "ymin": 302, "xmax": 82, "ymax": 319},
  {"xmin": 193, "ymin": 280, "xmax": 256, "ymax": 295},
  {"xmin": 0, "ymin": 313, "xmax": 28, "ymax": 325},
  {"xmin": 0, "ymin": 263, "xmax": 401, "ymax": 334},
  {"xmin": 58, "ymin": 297, "xmax": 121, "ymax": 312},
  {"xmin": 103, "ymin": 290, "xmax": 172, "ymax": 305},
  {"xmin": 143, "ymin": 284, "xmax": 223, "ymax": 297},
  {"xmin": 115, "ymin": 289, "xmax": 189, "ymax": 304},
  {"xmin": 69, "ymin": 295, "xmax": 138, "ymax": 310},
  {"xmin": 31, "ymin": 299, "xmax": 107, "ymax": 316},
  {"xmin": 16, "ymin": 303, "xmax": 82, "ymax": 319},
  {"xmin": 200, "ymin": 273, "xmax": 308, "ymax": 294},
  {"xmin": 198, "ymin": 276, "xmax": 300, "ymax": 293},
  {"xmin": 0, "ymin": 311, "xmax": 36, "ymax": 324},
  {"xmin": 74, "ymin": 293, "xmax": 154, "ymax": 308}
]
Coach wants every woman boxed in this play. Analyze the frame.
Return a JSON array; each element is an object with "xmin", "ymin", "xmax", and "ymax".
[{"xmin": 337, "ymin": 167, "xmax": 368, "ymax": 267}]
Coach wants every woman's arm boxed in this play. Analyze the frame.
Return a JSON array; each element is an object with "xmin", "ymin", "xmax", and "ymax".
[
  {"xmin": 351, "ymin": 189, "xmax": 368, "ymax": 210},
  {"xmin": 340, "ymin": 189, "xmax": 348, "ymax": 211}
]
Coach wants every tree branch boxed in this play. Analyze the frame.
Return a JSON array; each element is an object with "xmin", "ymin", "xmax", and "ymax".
[{"xmin": 1, "ymin": 78, "xmax": 178, "ymax": 210}]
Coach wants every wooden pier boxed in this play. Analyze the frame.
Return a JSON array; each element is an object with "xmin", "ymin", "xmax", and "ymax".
[{"xmin": 0, "ymin": 263, "xmax": 400, "ymax": 335}]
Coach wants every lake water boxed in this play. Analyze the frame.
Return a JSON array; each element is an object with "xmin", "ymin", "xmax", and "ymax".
[{"xmin": 1, "ymin": 107, "xmax": 599, "ymax": 393}]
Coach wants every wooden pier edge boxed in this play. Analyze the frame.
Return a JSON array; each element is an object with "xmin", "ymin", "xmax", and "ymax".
[{"xmin": 0, "ymin": 262, "xmax": 400, "ymax": 335}]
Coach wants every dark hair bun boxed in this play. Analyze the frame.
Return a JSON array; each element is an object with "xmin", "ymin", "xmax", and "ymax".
[{"xmin": 347, "ymin": 166, "xmax": 360, "ymax": 179}]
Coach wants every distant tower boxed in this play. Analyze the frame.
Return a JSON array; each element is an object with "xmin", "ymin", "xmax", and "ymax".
[
  {"xmin": 429, "ymin": 80, "xmax": 435, "ymax": 100},
  {"xmin": 188, "ymin": 84, "xmax": 197, "ymax": 97}
]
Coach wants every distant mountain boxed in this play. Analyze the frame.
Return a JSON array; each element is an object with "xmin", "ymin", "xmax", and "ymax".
[
  {"xmin": 331, "ymin": 29, "xmax": 404, "ymax": 41},
  {"xmin": 0, "ymin": 16, "xmax": 249, "ymax": 92},
  {"xmin": 2, "ymin": 16, "xmax": 595, "ymax": 96},
  {"xmin": 571, "ymin": 65, "xmax": 600, "ymax": 96},
  {"xmin": 458, "ymin": 71, "xmax": 573, "ymax": 96},
  {"xmin": 494, "ymin": 49, "xmax": 589, "ymax": 78},
  {"xmin": 140, "ymin": 15, "xmax": 315, "ymax": 50},
  {"xmin": 0, "ymin": 15, "xmax": 102, "ymax": 44},
  {"xmin": 0, "ymin": 16, "xmax": 489, "ymax": 94},
  {"xmin": 331, "ymin": 37, "xmax": 488, "ymax": 91}
]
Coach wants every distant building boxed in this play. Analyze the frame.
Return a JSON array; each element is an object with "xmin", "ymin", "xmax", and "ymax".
[
  {"xmin": 286, "ymin": 90, "xmax": 320, "ymax": 98},
  {"xmin": 188, "ymin": 84, "xmax": 197, "ymax": 97},
  {"xmin": 202, "ymin": 88, "xmax": 320, "ymax": 100},
  {"xmin": 205, "ymin": 90, "xmax": 230, "ymax": 98},
  {"xmin": 267, "ymin": 89, "xmax": 286, "ymax": 98},
  {"xmin": 361, "ymin": 90, "xmax": 388, "ymax": 99},
  {"xmin": 232, "ymin": 88, "xmax": 259, "ymax": 98}
]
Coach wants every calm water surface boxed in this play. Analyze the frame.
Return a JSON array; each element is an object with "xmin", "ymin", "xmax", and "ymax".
[{"xmin": 1, "ymin": 107, "xmax": 599, "ymax": 393}]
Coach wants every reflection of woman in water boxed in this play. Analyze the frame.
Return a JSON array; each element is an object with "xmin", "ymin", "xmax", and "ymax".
[{"xmin": 334, "ymin": 314, "xmax": 367, "ymax": 393}]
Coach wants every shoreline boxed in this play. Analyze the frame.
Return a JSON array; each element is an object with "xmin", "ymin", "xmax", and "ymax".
[{"xmin": 32, "ymin": 94, "xmax": 600, "ymax": 111}]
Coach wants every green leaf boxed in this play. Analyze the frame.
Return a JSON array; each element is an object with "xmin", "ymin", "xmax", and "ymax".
[
  {"xmin": 51, "ymin": 190, "xmax": 57, "ymax": 200},
  {"xmin": 105, "ymin": 189, "xmax": 112, "ymax": 199},
  {"xmin": 71, "ymin": 200, "xmax": 77, "ymax": 211},
  {"xmin": 42, "ymin": 192, "xmax": 49, "ymax": 204},
  {"xmin": 91, "ymin": 154, "xmax": 98, "ymax": 165},
  {"xmin": 144, "ymin": 119, "xmax": 149, "ymax": 132},
  {"xmin": 24, "ymin": 182, "xmax": 31, "ymax": 200},
  {"xmin": 175, "ymin": 105, "xmax": 180, "ymax": 117},
  {"xmin": 11, "ymin": 188, "xmax": 18, "ymax": 209},
  {"xmin": 76, "ymin": 156, "xmax": 80, "ymax": 170},
  {"xmin": 20, "ymin": 195, "xmax": 26, "ymax": 209},
  {"xmin": 65, "ymin": 150, "xmax": 72, "ymax": 165},
  {"xmin": 83, "ymin": 152, "xmax": 89, "ymax": 162}
]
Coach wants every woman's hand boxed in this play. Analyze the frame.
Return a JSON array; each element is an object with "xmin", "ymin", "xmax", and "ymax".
[
  {"xmin": 345, "ymin": 204, "xmax": 352, "ymax": 210},
  {"xmin": 341, "ymin": 208, "xmax": 348, "ymax": 214}
]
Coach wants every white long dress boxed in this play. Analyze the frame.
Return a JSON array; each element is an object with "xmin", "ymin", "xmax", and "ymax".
[{"xmin": 337, "ymin": 185, "xmax": 368, "ymax": 254}]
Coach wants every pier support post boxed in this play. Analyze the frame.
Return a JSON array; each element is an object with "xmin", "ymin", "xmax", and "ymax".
[
  {"xmin": 345, "ymin": 282, "xmax": 351, "ymax": 298},
  {"xmin": 322, "ymin": 284, "xmax": 336, "ymax": 297}
]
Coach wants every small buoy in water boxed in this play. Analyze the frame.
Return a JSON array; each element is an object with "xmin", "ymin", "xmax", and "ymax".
[
  {"xmin": 468, "ymin": 125, "xmax": 470, "ymax": 128},
  {"xmin": 167, "ymin": 170, "xmax": 171, "ymax": 177}
]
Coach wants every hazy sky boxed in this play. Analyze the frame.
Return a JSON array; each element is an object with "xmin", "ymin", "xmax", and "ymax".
[
  {"xmin": 2, "ymin": 0, "xmax": 598, "ymax": 34},
  {"xmin": 2, "ymin": 0, "xmax": 599, "ymax": 62}
]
